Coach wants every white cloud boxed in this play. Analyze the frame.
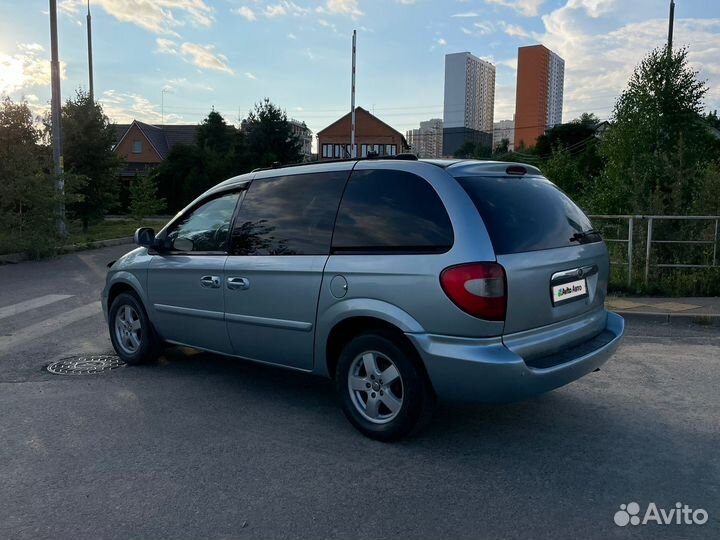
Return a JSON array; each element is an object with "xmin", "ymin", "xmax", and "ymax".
[
  {"xmin": 318, "ymin": 18, "xmax": 338, "ymax": 32},
  {"xmin": 288, "ymin": 32, "xmax": 297, "ymax": 39},
  {"xmin": 156, "ymin": 39, "xmax": 234, "ymax": 74},
  {"xmin": 484, "ymin": 0, "xmax": 545, "ymax": 17},
  {"xmin": 233, "ymin": 6, "xmax": 257, "ymax": 21},
  {"xmin": 101, "ymin": 89, "xmax": 182, "ymax": 124},
  {"xmin": 451, "ymin": 11, "xmax": 480, "ymax": 18},
  {"xmin": 244, "ymin": 72, "xmax": 257, "ymax": 80},
  {"xmin": 503, "ymin": 23, "xmax": 530, "ymax": 37},
  {"xmin": 398, "ymin": 0, "xmax": 417, "ymax": 4},
  {"xmin": 265, "ymin": 1, "xmax": 309, "ymax": 17},
  {"xmin": 18, "ymin": 43, "xmax": 45, "ymax": 53},
  {"xmin": 166, "ymin": 77, "xmax": 214, "ymax": 92},
  {"xmin": 60, "ymin": 0, "xmax": 213, "ymax": 35},
  {"xmin": 0, "ymin": 43, "xmax": 66, "ymax": 96},
  {"xmin": 317, "ymin": 0, "xmax": 363, "ymax": 18},
  {"xmin": 179, "ymin": 43, "xmax": 234, "ymax": 74},
  {"xmin": 156, "ymin": 38, "xmax": 179, "ymax": 54},
  {"xmin": 494, "ymin": 84, "xmax": 516, "ymax": 119},
  {"xmin": 435, "ymin": 37, "xmax": 447, "ymax": 46},
  {"xmin": 497, "ymin": 58, "xmax": 518, "ymax": 70},
  {"xmin": 474, "ymin": 21, "xmax": 496, "ymax": 35},
  {"xmin": 569, "ymin": 0, "xmax": 616, "ymax": 18}
]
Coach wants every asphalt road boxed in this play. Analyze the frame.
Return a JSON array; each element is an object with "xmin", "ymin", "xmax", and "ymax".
[{"xmin": 1, "ymin": 245, "xmax": 718, "ymax": 540}]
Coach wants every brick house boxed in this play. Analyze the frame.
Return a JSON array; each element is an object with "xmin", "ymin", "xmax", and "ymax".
[
  {"xmin": 113, "ymin": 120, "xmax": 198, "ymax": 178},
  {"xmin": 317, "ymin": 107, "xmax": 408, "ymax": 160},
  {"xmin": 112, "ymin": 120, "xmax": 198, "ymax": 208}
]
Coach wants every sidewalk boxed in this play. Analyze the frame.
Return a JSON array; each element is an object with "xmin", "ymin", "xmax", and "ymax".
[{"xmin": 607, "ymin": 296, "xmax": 720, "ymax": 324}]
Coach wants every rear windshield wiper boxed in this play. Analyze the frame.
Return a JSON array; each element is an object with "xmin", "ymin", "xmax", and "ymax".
[{"xmin": 569, "ymin": 229, "xmax": 601, "ymax": 243}]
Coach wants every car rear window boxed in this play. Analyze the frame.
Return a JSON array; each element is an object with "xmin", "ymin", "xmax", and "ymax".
[{"xmin": 456, "ymin": 175, "xmax": 600, "ymax": 255}]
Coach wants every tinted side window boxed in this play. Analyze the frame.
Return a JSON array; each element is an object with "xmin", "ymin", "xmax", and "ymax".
[
  {"xmin": 332, "ymin": 169, "xmax": 453, "ymax": 253},
  {"xmin": 230, "ymin": 172, "xmax": 348, "ymax": 255},
  {"xmin": 166, "ymin": 191, "xmax": 240, "ymax": 253}
]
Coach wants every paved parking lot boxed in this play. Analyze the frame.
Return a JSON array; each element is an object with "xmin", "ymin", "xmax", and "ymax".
[{"xmin": 1, "ymin": 245, "xmax": 718, "ymax": 539}]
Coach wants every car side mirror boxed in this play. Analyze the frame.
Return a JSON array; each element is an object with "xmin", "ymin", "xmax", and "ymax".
[{"xmin": 134, "ymin": 227, "xmax": 155, "ymax": 247}]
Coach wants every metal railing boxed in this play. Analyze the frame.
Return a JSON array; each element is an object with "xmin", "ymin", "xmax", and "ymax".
[{"xmin": 588, "ymin": 215, "xmax": 720, "ymax": 286}]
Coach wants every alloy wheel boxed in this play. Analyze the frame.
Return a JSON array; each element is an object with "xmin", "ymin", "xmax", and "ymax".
[
  {"xmin": 114, "ymin": 304, "xmax": 142, "ymax": 355},
  {"xmin": 348, "ymin": 350, "xmax": 404, "ymax": 424}
]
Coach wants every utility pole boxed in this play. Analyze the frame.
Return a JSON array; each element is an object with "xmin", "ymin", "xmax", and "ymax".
[
  {"xmin": 49, "ymin": 0, "xmax": 65, "ymax": 234},
  {"xmin": 86, "ymin": 0, "xmax": 94, "ymax": 101},
  {"xmin": 350, "ymin": 29, "xmax": 356, "ymax": 159},
  {"xmin": 667, "ymin": 0, "xmax": 675, "ymax": 50}
]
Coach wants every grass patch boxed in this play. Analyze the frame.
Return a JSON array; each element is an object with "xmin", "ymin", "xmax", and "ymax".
[{"xmin": 65, "ymin": 219, "xmax": 167, "ymax": 246}]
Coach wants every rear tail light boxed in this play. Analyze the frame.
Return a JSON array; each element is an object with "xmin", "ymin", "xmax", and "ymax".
[{"xmin": 440, "ymin": 262, "xmax": 506, "ymax": 321}]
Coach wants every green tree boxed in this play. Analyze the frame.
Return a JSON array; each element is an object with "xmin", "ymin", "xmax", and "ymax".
[
  {"xmin": 129, "ymin": 175, "xmax": 166, "ymax": 225},
  {"xmin": 541, "ymin": 146, "xmax": 581, "ymax": 196},
  {"xmin": 151, "ymin": 101, "xmax": 302, "ymax": 213},
  {"xmin": 493, "ymin": 138, "xmax": 510, "ymax": 155},
  {"xmin": 62, "ymin": 89, "xmax": 123, "ymax": 230},
  {"xmin": 598, "ymin": 46, "xmax": 719, "ymax": 214},
  {"xmin": 0, "ymin": 98, "xmax": 60, "ymax": 257},
  {"xmin": 692, "ymin": 160, "xmax": 720, "ymax": 215},
  {"xmin": 535, "ymin": 114, "xmax": 599, "ymax": 158},
  {"xmin": 150, "ymin": 143, "xmax": 205, "ymax": 212},
  {"xmin": 242, "ymin": 98, "xmax": 301, "ymax": 168},
  {"xmin": 197, "ymin": 110, "xmax": 233, "ymax": 153}
]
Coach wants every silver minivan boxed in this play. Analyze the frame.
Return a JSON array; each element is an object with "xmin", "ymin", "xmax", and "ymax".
[{"xmin": 102, "ymin": 158, "xmax": 625, "ymax": 440}]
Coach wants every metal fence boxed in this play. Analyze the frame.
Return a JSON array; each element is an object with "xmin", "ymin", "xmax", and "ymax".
[{"xmin": 588, "ymin": 215, "xmax": 720, "ymax": 286}]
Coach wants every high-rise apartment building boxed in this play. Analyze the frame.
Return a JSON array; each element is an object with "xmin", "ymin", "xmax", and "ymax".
[
  {"xmin": 442, "ymin": 52, "xmax": 495, "ymax": 156},
  {"xmin": 514, "ymin": 44, "xmax": 565, "ymax": 148},
  {"xmin": 492, "ymin": 118, "xmax": 515, "ymax": 150},
  {"xmin": 406, "ymin": 118, "xmax": 443, "ymax": 158}
]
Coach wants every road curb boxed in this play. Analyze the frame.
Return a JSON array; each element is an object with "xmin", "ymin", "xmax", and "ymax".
[
  {"xmin": 613, "ymin": 309, "xmax": 720, "ymax": 326},
  {"xmin": 59, "ymin": 236, "xmax": 134, "ymax": 253},
  {"xmin": 0, "ymin": 237, "xmax": 133, "ymax": 265}
]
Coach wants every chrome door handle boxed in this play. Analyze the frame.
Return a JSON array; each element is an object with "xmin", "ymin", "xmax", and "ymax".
[
  {"xmin": 200, "ymin": 275, "xmax": 220, "ymax": 288},
  {"xmin": 227, "ymin": 276, "xmax": 250, "ymax": 290}
]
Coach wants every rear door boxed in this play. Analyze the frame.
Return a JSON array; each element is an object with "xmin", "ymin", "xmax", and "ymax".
[
  {"xmin": 455, "ymin": 175, "xmax": 607, "ymax": 335},
  {"xmin": 223, "ymin": 169, "xmax": 349, "ymax": 370}
]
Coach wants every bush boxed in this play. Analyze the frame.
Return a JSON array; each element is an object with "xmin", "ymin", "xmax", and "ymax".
[{"xmin": 129, "ymin": 175, "xmax": 165, "ymax": 225}]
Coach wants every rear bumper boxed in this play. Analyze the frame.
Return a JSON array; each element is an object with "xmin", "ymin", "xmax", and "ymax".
[{"xmin": 407, "ymin": 311, "xmax": 625, "ymax": 403}]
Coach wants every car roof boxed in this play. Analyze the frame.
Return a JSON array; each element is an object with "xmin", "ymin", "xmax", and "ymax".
[{"xmin": 210, "ymin": 157, "xmax": 542, "ymax": 193}]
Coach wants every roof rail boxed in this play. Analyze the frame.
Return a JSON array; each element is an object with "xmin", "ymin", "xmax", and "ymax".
[{"xmin": 250, "ymin": 153, "xmax": 419, "ymax": 173}]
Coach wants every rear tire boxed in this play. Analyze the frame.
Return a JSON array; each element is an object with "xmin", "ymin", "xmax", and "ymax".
[
  {"xmin": 335, "ymin": 330, "xmax": 434, "ymax": 441},
  {"xmin": 109, "ymin": 292, "xmax": 162, "ymax": 365}
]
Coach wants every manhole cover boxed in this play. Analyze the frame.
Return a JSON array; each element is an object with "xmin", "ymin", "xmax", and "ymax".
[{"xmin": 47, "ymin": 354, "xmax": 125, "ymax": 375}]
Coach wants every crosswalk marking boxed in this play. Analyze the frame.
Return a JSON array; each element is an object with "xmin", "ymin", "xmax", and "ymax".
[
  {"xmin": 0, "ymin": 294, "xmax": 74, "ymax": 321},
  {"xmin": 0, "ymin": 301, "xmax": 102, "ymax": 352}
]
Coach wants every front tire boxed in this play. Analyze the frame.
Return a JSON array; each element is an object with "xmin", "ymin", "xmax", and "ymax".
[
  {"xmin": 336, "ymin": 331, "xmax": 434, "ymax": 441},
  {"xmin": 109, "ymin": 292, "xmax": 161, "ymax": 365}
]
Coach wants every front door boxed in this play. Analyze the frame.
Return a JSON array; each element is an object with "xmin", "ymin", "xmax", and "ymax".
[
  {"xmin": 148, "ymin": 190, "xmax": 242, "ymax": 354},
  {"xmin": 223, "ymin": 168, "xmax": 350, "ymax": 369}
]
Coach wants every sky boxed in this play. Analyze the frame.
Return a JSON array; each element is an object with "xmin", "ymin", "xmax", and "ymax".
[{"xmin": 1, "ymin": 0, "xmax": 719, "ymax": 145}]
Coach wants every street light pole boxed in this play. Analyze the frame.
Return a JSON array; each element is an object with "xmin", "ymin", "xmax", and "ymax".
[
  {"xmin": 87, "ymin": 0, "xmax": 94, "ymax": 101},
  {"xmin": 49, "ymin": 0, "xmax": 65, "ymax": 234}
]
